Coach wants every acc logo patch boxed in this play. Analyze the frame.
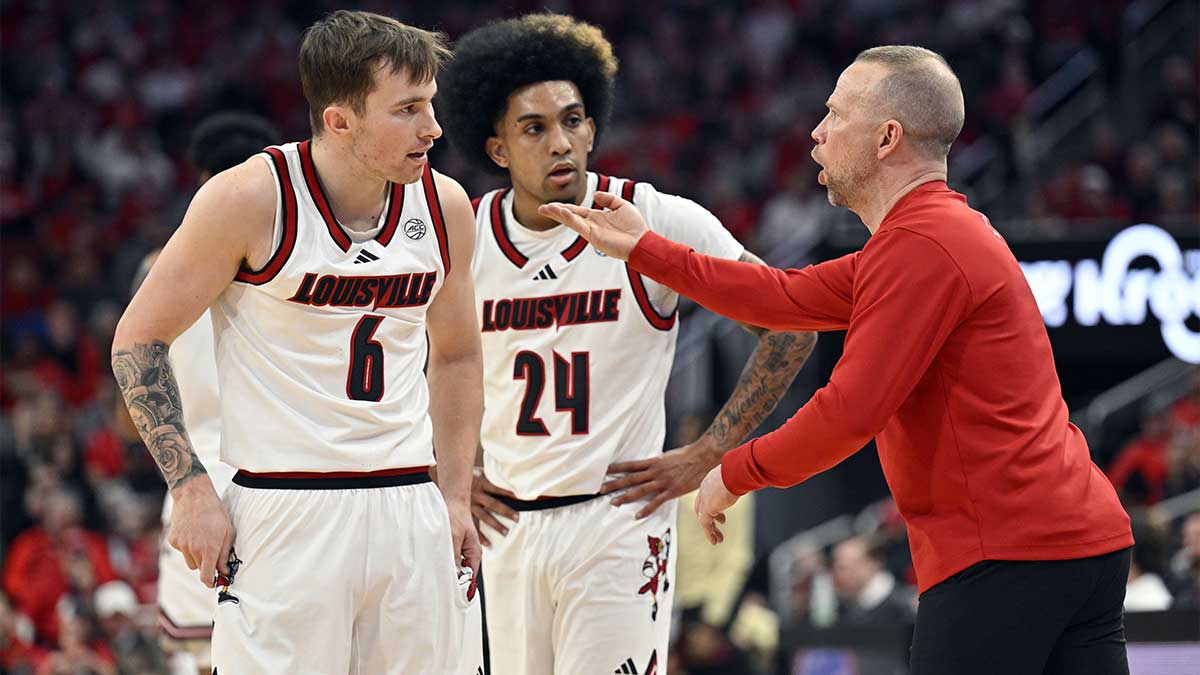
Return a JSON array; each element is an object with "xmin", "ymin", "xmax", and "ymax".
[{"xmin": 404, "ymin": 218, "xmax": 427, "ymax": 240}]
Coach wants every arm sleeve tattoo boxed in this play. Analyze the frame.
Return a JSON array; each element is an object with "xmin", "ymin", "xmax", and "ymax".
[
  {"xmin": 703, "ymin": 250, "xmax": 818, "ymax": 450},
  {"xmin": 112, "ymin": 341, "xmax": 207, "ymax": 490}
]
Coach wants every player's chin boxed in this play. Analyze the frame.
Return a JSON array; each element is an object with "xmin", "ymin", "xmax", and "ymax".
[{"xmin": 542, "ymin": 178, "xmax": 584, "ymax": 203}]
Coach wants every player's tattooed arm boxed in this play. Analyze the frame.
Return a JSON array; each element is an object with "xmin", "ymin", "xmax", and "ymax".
[
  {"xmin": 706, "ymin": 250, "xmax": 818, "ymax": 449},
  {"xmin": 111, "ymin": 341, "xmax": 207, "ymax": 490},
  {"xmin": 604, "ymin": 250, "xmax": 816, "ymax": 518}
]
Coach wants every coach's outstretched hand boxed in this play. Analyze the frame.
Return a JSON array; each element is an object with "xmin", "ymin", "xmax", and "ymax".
[
  {"xmin": 538, "ymin": 192, "xmax": 648, "ymax": 261},
  {"xmin": 694, "ymin": 466, "xmax": 739, "ymax": 545}
]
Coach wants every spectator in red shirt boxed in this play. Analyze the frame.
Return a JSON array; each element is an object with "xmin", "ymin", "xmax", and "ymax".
[
  {"xmin": 542, "ymin": 45, "xmax": 1133, "ymax": 675},
  {"xmin": 1107, "ymin": 413, "xmax": 1172, "ymax": 505},
  {"xmin": 3, "ymin": 488, "xmax": 117, "ymax": 645}
]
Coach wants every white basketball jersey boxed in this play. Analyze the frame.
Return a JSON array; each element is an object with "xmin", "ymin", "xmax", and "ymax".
[
  {"xmin": 472, "ymin": 173, "xmax": 743, "ymax": 498},
  {"xmin": 211, "ymin": 141, "xmax": 452, "ymax": 472},
  {"xmin": 169, "ymin": 309, "xmax": 236, "ymax": 489}
]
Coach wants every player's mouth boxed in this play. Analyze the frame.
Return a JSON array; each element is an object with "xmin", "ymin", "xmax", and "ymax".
[
  {"xmin": 407, "ymin": 147, "xmax": 432, "ymax": 163},
  {"xmin": 547, "ymin": 163, "xmax": 577, "ymax": 187}
]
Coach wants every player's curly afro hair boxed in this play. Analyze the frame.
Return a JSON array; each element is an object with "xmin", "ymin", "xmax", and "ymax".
[{"xmin": 439, "ymin": 13, "xmax": 618, "ymax": 175}]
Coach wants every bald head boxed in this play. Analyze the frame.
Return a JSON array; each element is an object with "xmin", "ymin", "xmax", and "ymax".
[{"xmin": 854, "ymin": 46, "xmax": 964, "ymax": 160}]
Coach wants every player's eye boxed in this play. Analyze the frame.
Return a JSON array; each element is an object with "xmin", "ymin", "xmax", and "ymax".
[
  {"xmin": 565, "ymin": 116, "xmax": 582, "ymax": 127},
  {"xmin": 525, "ymin": 123, "xmax": 542, "ymax": 134}
]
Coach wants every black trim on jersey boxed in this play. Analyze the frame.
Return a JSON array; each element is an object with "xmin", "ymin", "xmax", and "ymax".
[
  {"xmin": 232, "ymin": 469, "xmax": 432, "ymax": 490},
  {"xmin": 234, "ymin": 147, "xmax": 298, "ymax": 285},
  {"xmin": 595, "ymin": 177, "xmax": 677, "ymax": 331},
  {"xmin": 374, "ymin": 181, "xmax": 406, "ymax": 246},
  {"xmin": 297, "ymin": 139, "xmax": 353, "ymax": 252},
  {"xmin": 561, "ymin": 235, "xmax": 588, "ymax": 262},
  {"xmin": 297, "ymin": 140, "xmax": 406, "ymax": 252},
  {"xmin": 421, "ymin": 165, "xmax": 452, "ymax": 275},
  {"xmin": 489, "ymin": 188, "xmax": 528, "ymax": 268},
  {"xmin": 496, "ymin": 492, "xmax": 602, "ymax": 511},
  {"xmin": 626, "ymin": 265, "xmax": 677, "ymax": 331}
]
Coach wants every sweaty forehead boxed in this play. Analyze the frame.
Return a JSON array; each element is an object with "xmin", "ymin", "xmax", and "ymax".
[{"xmin": 504, "ymin": 80, "xmax": 583, "ymax": 120}]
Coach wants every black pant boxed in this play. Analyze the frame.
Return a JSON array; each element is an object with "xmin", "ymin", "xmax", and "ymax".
[{"xmin": 910, "ymin": 547, "xmax": 1131, "ymax": 675}]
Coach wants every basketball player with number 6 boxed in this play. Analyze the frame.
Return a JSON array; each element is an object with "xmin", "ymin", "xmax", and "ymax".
[{"xmin": 112, "ymin": 11, "xmax": 483, "ymax": 674}]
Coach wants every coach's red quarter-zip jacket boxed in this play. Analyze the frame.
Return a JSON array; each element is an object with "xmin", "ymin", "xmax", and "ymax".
[{"xmin": 629, "ymin": 180, "xmax": 1133, "ymax": 592}]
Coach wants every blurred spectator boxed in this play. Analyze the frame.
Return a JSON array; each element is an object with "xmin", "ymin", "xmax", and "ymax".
[
  {"xmin": 1169, "ymin": 512, "xmax": 1200, "ymax": 608},
  {"xmin": 1107, "ymin": 412, "xmax": 1171, "ymax": 505},
  {"xmin": 94, "ymin": 581, "xmax": 167, "ymax": 675},
  {"xmin": 38, "ymin": 609, "xmax": 116, "ymax": 675},
  {"xmin": 830, "ymin": 536, "xmax": 915, "ymax": 626},
  {"xmin": 1125, "ymin": 516, "xmax": 1173, "ymax": 612},
  {"xmin": 3, "ymin": 488, "xmax": 117, "ymax": 644},
  {"xmin": 1, "ymin": 591, "xmax": 46, "ymax": 675},
  {"xmin": 1, "ymin": 0, "xmax": 1196, "ymax": 665}
]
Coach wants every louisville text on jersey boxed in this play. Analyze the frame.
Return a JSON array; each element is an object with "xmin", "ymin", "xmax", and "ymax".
[
  {"xmin": 287, "ymin": 272, "xmax": 438, "ymax": 310},
  {"xmin": 482, "ymin": 289, "xmax": 622, "ymax": 332}
]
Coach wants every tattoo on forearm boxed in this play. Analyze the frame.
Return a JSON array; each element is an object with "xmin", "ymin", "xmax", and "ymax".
[
  {"xmin": 112, "ymin": 341, "xmax": 207, "ymax": 490},
  {"xmin": 706, "ymin": 331, "xmax": 817, "ymax": 449}
]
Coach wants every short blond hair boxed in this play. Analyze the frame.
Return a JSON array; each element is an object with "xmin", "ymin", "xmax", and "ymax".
[{"xmin": 855, "ymin": 45, "xmax": 965, "ymax": 159}]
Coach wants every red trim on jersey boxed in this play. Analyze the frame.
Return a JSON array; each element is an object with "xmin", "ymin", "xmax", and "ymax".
[
  {"xmin": 621, "ymin": 179, "xmax": 637, "ymax": 202},
  {"xmin": 235, "ymin": 466, "xmax": 431, "ymax": 480},
  {"xmin": 421, "ymin": 165, "xmax": 452, "ymax": 275},
  {"xmin": 234, "ymin": 147, "xmax": 298, "ymax": 285},
  {"xmin": 158, "ymin": 607, "xmax": 213, "ymax": 641},
  {"xmin": 626, "ymin": 264, "xmax": 677, "ymax": 331},
  {"xmin": 596, "ymin": 174, "xmax": 611, "ymax": 193},
  {"xmin": 489, "ymin": 188, "xmax": 528, "ymax": 268},
  {"xmin": 374, "ymin": 181, "xmax": 406, "ymax": 246},
  {"xmin": 560, "ymin": 236, "xmax": 588, "ymax": 262},
  {"xmin": 297, "ymin": 139, "xmax": 353, "ymax": 252},
  {"xmin": 471, "ymin": 195, "xmax": 483, "ymax": 214}
]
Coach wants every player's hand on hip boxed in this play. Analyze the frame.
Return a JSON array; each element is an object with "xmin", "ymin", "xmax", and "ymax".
[
  {"xmin": 694, "ymin": 466, "xmax": 738, "ymax": 545},
  {"xmin": 446, "ymin": 500, "xmax": 482, "ymax": 576},
  {"xmin": 167, "ymin": 477, "xmax": 235, "ymax": 588},
  {"xmin": 470, "ymin": 470, "xmax": 519, "ymax": 547},
  {"xmin": 604, "ymin": 438, "xmax": 723, "ymax": 519},
  {"xmin": 537, "ymin": 191, "xmax": 648, "ymax": 261}
]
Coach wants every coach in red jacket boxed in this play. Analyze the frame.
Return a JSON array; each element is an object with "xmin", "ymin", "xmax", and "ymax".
[{"xmin": 541, "ymin": 45, "xmax": 1134, "ymax": 675}]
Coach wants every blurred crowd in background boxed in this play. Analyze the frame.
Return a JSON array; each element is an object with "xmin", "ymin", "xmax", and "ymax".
[{"xmin": 1, "ymin": 1, "xmax": 1197, "ymax": 673}]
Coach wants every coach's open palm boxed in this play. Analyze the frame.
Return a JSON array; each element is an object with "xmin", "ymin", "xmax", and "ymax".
[{"xmin": 538, "ymin": 191, "xmax": 648, "ymax": 260}]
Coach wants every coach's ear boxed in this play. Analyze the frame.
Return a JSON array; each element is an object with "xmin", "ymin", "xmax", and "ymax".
[{"xmin": 485, "ymin": 136, "xmax": 509, "ymax": 170}]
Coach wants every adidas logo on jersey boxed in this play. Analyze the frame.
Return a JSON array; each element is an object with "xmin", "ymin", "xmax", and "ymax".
[
  {"xmin": 532, "ymin": 264, "xmax": 558, "ymax": 281},
  {"xmin": 614, "ymin": 651, "xmax": 658, "ymax": 674},
  {"xmin": 353, "ymin": 249, "xmax": 380, "ymax": 264}
]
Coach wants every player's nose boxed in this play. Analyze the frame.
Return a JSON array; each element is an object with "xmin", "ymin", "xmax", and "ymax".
[{"xmin": 422, "ymin": 108, "xmax": 443, "ymax": 140}]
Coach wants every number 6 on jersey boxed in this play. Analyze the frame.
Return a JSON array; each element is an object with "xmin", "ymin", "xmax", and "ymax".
[{"xmin": 347, "ymin": 315, "xmax": 385, "ymax": 401}]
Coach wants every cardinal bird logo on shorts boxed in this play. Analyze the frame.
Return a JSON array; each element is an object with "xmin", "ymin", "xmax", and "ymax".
[{"xmin": 637, "ymin": 529, "xmax": 671, "ymax": 621}]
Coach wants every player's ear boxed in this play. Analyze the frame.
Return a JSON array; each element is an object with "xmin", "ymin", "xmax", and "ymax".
[
  {"xmin": 323, "ymin": 105, "xmax": 352, "ymax": 137},
  {"xmin": 585, "ymin": 117, "xmax": 596, "ymax": 153},
  {"xmin": 485, "ymin": 136, "xmax": 509, "ymax": 169},
  {"xmin": 876, "ymin": 119, "xmax": 903, "ymax": 160}
]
